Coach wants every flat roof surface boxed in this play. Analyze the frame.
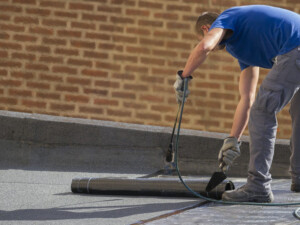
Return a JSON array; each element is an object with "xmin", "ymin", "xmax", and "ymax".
[{"xmin": 1, "ymin": 169, "xmax": 300, "ymax": 225}]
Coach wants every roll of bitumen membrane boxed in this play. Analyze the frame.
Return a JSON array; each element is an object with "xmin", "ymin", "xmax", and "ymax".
[{"xmin": 71, "ymin": 177, "xmax": 235, "ymax": 199}]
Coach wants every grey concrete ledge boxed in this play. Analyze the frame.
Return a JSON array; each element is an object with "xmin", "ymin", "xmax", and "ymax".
[{"xmin": 0, "ymin": 110, "xmax": 292, "ymax": 178}]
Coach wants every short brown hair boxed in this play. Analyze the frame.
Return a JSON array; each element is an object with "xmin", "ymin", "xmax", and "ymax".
[{"xmin": 195, "ymin": 12, "xmax": 220, "ymax": 35}]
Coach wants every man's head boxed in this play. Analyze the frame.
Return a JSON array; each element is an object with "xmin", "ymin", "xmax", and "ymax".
[{"xmin": 195, "ymin": 12, "xmax": 219, "ymax": 40}]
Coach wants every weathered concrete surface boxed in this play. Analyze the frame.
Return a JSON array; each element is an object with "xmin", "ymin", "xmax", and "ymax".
[
  {"xmin": 0, "ymin": 110, "xmax": 292, "ymax": 178},
  {"xmin": 0, "ymin": 169, "xmax": 200, "ymax": 225},
  {"xmin": 144, "ymin": 178, "xmax": 300, "ymax": 225}
]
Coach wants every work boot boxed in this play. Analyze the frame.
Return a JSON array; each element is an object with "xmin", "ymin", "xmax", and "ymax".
[
  {"xmin": 222, "ymin": 185, "xmax": 274, "ymax": 203},
  {"xmin": 291, "ymin": 178, "xmax": 300, "ymax": 192}
]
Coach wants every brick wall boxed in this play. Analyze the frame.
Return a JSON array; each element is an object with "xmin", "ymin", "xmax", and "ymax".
[{"xmin": 0, "ymin": 0, "xmax": 299, "ymax": 139}]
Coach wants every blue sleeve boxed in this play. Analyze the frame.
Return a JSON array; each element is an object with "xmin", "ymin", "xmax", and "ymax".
[{"xmin": 238, "ymin": 60, "xmax": 250, "ymax": 71}]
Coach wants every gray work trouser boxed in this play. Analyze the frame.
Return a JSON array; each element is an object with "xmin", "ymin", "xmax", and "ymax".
[{"xmin": 247, "ymin": 46, "xmax": 300, "ymax": 192}]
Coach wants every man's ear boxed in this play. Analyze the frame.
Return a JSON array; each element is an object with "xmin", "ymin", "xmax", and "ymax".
[{"xmin": 201, "ymin": 25, "xmax": 210, "ymax": 34}]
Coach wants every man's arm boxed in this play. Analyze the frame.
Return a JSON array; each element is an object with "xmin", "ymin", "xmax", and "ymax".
[
  {"xmin": 230, "ymin": 66, "xmax": 259, "ymax": 140},
  {"xmin": 181, "ymin": 28, "xmax": 227, "ymax": 78}
]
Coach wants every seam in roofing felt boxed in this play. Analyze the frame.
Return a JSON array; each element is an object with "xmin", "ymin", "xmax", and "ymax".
[{"xmin": 130, "ymin": 201, "xmax": 209, "ymax": 225}]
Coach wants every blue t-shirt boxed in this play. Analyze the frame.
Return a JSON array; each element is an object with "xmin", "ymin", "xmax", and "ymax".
[{"xmin": 210, "ymin": 5, "xmax": 300, "ymax": 70}]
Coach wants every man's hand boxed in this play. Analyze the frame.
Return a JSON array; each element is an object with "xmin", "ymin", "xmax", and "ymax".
[
  {"xmin": 173, "ymin": 70, "xmax": 192, "ymax": 104},
  {"xmin": 218, "ymin": 137, "xmax": 241, "ymax": 172}
]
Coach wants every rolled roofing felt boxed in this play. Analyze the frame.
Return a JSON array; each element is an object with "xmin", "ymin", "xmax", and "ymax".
[{"xmin": 71, "ymin": 177, "xmax": 235, "ymax": 199}]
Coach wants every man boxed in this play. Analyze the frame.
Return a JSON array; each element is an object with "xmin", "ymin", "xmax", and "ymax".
[{"xmin": 173, "ymin": 5, "xmax": 300, "ymax": 202}]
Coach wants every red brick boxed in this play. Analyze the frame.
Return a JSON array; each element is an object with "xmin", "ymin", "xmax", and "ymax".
[
  {"xmin": 195, "ymin": 119, "xmax": 220, "ymax": 127},
  {"xmin": 54, "ymin": 11, "xmax": 78, "ymax": 18},
  {"xmin": 36, "ymin": 92, "xmax": 60, "ymax": 100},
  {"xmin": 0, "ymin": 5, "xmax": 22, "ymax": 12},
  {"xmin": 65, "ymin": 94, "xmax": 89, "ymax": 103},
  {"xmin": 113, "ymin": 54, "xmax": 138, "ymax": 63},
  {"xmin": 0, "ymin": 14, "xmax": 10, "ymax": 21},
  {"xmin": 94, "ymin": 98, "xmax": 118, "ymax": 106},
  {"xmin": 84, "ymin": 51, "xmax": 108, "ymax": 59},
  {"xmin": 166, "ymin": 41, "xmax": 190, "ymax": 50},
  {"xmin": 50, "ymin": 103, "xmax": 75, "ymax": 111},
  {"xmin": 95, "ymin": 80, "xmax": 120, "ymax": 88},
  {"xmin": 0, "ymin": 51, "xmax": 8, "ymax": 58},
  {"xmin": 141, "ymin": 57, "xmax": 165, "ymax": 66},
  {"xmin": 123, "ymin": 102, "xmax": 147, "ymax": 110},
  {"xmin": 29, "ymin": 26, "xmax": 54, "ymax": 35},
  {"xmin": 112, "ymin": 91, "xmax": 136, "ymax": 99},
  {"xmin": 67, "ymin": 58, "xmax": 92, "ymax": 67},
  {"xmin": 9, "ymin": 89, "xmax": 33, "ymax": 97},
  {"xmin": 39, "ymin": 73, "xmax": 63, "ymax": 82},
  {"xmin": 136, "ymin": 112, "xmax": 161, "ymax": 121},
  {"xmin": 138, "ymin": 19, "xmax": 163, "ymax": 27},
  {"xmin": 0, "ymin": 61, "xmax": 22, "ymax": 68},
  {"xmin": 140, "ymin": 94, "xmax": 164, "ymax": 103},
  {"xmin": 55, "ymin": 48, "xmax": 79, "ymax": 56},
  {"xmin": 11, "ymin": 71, "xmax": 34, "ymax": 79},
  {"xmin": 111, "ymin": 0, "xmax": 135, "ymax": 6},
  {"xmin": 126, "ymin": 27, "xmax": 151, "ymax": 36},
  {"xmin": 84, "ymin": 88, "xmax": 108, "ymax": 96},
  {"xmin": 124, "ymin": 65, "xmax": 148, "ymax": 73},
  {"xmin": 22, "ymin": 99, "xmax": 46, "ymax": 108},
  {"xmin": 26, "ymin": 7, "xmax": 50, "ymax": 16},
  {"xmin": 152, "ymin": 49, "xmax": 177, "ymax": 57},
  {"xmin": 99, "ymin": 24, "xmax": 123, "ymax": 33},
  {"xmin": 82, "ymin": 69, "xmax": 108, "ymax": 78},
  {"xmin": 124, "ymin": 83, "xmax": 148, "ymax": 91},
  {"xmin": 153, "ymin": 30, "xmax": 178, "ymax": 38},
  {"xmin": 98, "ymin": 43, "xmax": 123, "ymax": 52},
  {"xmin": 0, "ymin": 79, "xmax": 22, "ymax": 86},
  {"xmin": 42, "ymin": 19, "xmax": 67, "ymax": 27},
  {"xmin": 209, "ymin": 73, "xmax": 234, "ymax": 81},
  {"xmin": 0, "ymin": 69, "xmax": 7, "ymax": 76},
  {"xmin": 126, "ymin": 8, "xmax": 150, "ymax": 17},
  {"xmin": 52, "ymin": 66, "xmax": 77, "ymax": 75},
  {"xmin": 0, "ymin": 97, "xmax": 18, "ymax": 105},
  {"xmin": 0, "ymin": 41, "xmax": 22, "ymax": 50},
  {"xmin": 107, "ymin": 109, "xmax": 131, "ymax": 117},
  {"xmin": 26, "ymin": 63, "xmax": 49, "ymax": 71},
  {"xmin": 40, "ymin": 1, "xmax": 65, "ymax": 8},
  {"xmin": 26, "ymin": 45, "xmax": 50, "ymax": 53},
  {"xmin": 66, "ymin": 77, "xmax": 91, "ymax": 85},
  {"xmin": 196, "ymin": 82, "xmax": 221, "ymax": 89},
  {"xmin": 140, "ymin": 38, "xmax": 164, "ymax": 46},
  {"xmin": 0, "ymin": 32, "xmax": 9, "ymax": 39},
  {"xmin": 79, "ymin": 106, "xmax": 103, "ymax": 114},
  {"xmin": 154, "ymin": 12, "xmax": 179, "ymax": 20},
  {"xmin": 96, "ymin": 62, "xmax": 121, "ymax": 71},
  {"xmin": 112, "ymin": 35, "xmax": 137, "ymax": 44},
  {"xmin": 126, "ymin": 46, "xmax": 150, "ymax": 55},
  {"xmin": 27, "ymin": 81, "xmax": 50, "ymax": 89},
  {"xmin": 140, "ymin": 75, "xmax": 162, "ymax": 84},
  {"xmin": 71, "ymin": 21, "xmax": 95, "ymax": 30},
  {"xmin": 39, "ymin": 55, "xmax": 63, "ymax": 64},
  {"xmin": 138, "ymin": 1, "xmax": 163, "ymax": 9},
  {"xmin": 70, "ymin": 40, "xmax": 95, "ymax": 49},
  {"xmin": 69, "ymin": 2, "xmax": 94, "ymax": 11},
  {"xmin": 97, "ymin": 5, "xmax": 122, "ymax": 14},
  {"xmin": 111, "ymin": 16, "xmax": 134, "ymax": 24},
  {"xmin": 57, "ymin": 30, "xmax": 81, "ymax": 38},
  {"xmin": 166, "ymin": 4, "xmax": 191, "ymax": 11},
  {"xmin": 85, "ymin": 32, "xmax": 110, "ymax": 40},
  {"xmin": 13, "ymin": 34, "xmax": 37, "ymax": 42},
  {"xmin": 55, "ymin": 84, "xmax": 78, "ymax": 93},
  {"xmin": 167, "ymin": 22, "xmax": 190, "ymax": 30},
  {"xmin": 151, "ymin": 105, "xmax": 174, "ymax": 113},
  {"xmin": 210, "ymin": 92, "xmax": 236, "ymax": 101},
  {"xmin": 111, "ymin": 73, "xmax": 135, "ymax": 80},
  {"xmin": 0, "ymin": 23, "xmax": 24, "ymax": 32},
  {"xmin": 14, "ymin": 16, "xmax": 39, "ymax": 24},
  {"xmin": 82, "ymin": 13, "xmax": 107, "ymax": 21}
]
